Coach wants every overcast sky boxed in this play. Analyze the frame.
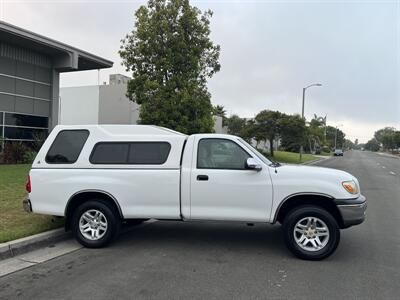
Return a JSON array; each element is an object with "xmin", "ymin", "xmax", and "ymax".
[{"xmin": 1, "ymin": 0, "xmax": 399, "ymax": 142}]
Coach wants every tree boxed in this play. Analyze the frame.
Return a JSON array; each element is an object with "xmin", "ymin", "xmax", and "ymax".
[
  {"xmin": 120, "ymin": 0, "xmax": 221, "ymax": 134},
  {"xmin": 279, "ymin": 114, "xmax": 306, "ymax": 152},
  {"xmin": 212, "ymin": 105, "xmax": 226, "ymax": 118},
  {"xmin": 311, "ymin": 114, "xmax": 326, "ymax": 127},
  {"xmin": 365, "ymin": 138, "xmax": 380, "ymax": 152},
  {"xmin": 374, "ymin": 127, "xmax": 396, "ymax": 145},
  {"xmin": 239, "ymin": 119, "xmax": 263, "ymax": 146},
  {"xmin": 353, "ymin": 138, "xmax": 360, "ymax": 150},
  {"xmin": 394, "ymin": 131, "xmax": 400, "ymax": 149},
  {"xmin": 225, "ymin": 115, "xmax": 246, "ymax": 136},
  {"xmin": 255, "ymin": 110, "xmax": 283, "ymax": 157},
  {"xmin": 212, "ymin": 104, "xmax": 227, "ymax": 126},
  {"xmin": 344, "ymin": 139, "xmax": 355, "ymax": 150},
  {"xmin": 325, "ymin": 126, "xmax": 345, "ymax": 149},
  {"xmin": 373, "ymin": 127, "xmax": 400, "ymax": 151},
  {"xmin": 307, "ymin": 115, "xmax": 326, "ymax": 154},
  {"xmin": 381, "ymin": 132, "xmax": 395, "ymax": 151}
]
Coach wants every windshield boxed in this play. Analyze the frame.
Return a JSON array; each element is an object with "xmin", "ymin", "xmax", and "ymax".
[{"xmin": 238, "ymin": 138, "xmax": 272, "ymax": 165}]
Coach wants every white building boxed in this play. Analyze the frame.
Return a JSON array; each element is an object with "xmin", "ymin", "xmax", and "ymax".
[
  {"xmin": 213, "ymin": 114, "xmax": 227, "ymax": 134},
  {"xmin": 60, "ymin": 78, "xmax": 139, "ymax": 126},
  {"xmin": 60, "ymin": 74, "xmax": 226, "ymax": 133}
]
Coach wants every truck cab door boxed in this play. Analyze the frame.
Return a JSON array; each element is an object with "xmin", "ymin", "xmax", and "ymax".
[{"xmin": 189, "ymin": 136, "xmax": 273, "ymax": 222}]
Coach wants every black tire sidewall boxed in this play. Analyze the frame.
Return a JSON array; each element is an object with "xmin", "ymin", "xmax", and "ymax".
[
  {"xmin": 283, "ymin": 205, "xmax": 340, "ymax": 260},
  {"xmin": 72, "ymin": 200, "xmax": 120, "ymax": 248}
]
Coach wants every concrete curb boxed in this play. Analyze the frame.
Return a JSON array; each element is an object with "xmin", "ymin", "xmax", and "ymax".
[
  {"xmin": 0, "ymin": 228, "xmax": 71, "ymax": 261},
  {"xmin": 301, "ymin": 156, "xmax": 331, "ymax": 165},
  {"xmin": 377, "ymin": 152, "xmax": 400, "ymax": 159}
]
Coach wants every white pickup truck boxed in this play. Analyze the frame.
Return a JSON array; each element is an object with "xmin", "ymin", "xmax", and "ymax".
[{"xmin": 24, "ymin": 125, "xmax": 367, "ymax": 260}]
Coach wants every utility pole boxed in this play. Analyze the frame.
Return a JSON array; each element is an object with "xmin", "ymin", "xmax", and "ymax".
[{"xmin": 299, "ymin": 83, "xmax": 322, "ymax": 161}]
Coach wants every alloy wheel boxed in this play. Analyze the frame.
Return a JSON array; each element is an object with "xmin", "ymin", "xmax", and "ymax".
[
  {"xmin": 293, "ymin": 217, "xmax": 330, "ymax": 252},
  {"xmin": 79, "ymin": 209, "xmax": 108, "ymax": 240}
]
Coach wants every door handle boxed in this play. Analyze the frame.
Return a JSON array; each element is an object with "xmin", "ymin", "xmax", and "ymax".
[{"xmin": 197, "ymin": 175, "xmax": 209, "ymax": 181}]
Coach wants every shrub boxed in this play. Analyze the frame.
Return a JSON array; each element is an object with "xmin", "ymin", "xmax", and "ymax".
[
  {"xmin": 2, "ymin": 141, "xmax": 28, "ymax": 164},
  {"xmin": 32, "ymin": 132, "xmax": 47, "ymax": 152},
  {"xmin": 321, "ymin": 146, "xmax": 330, "ymax": 153},
  {"xmin": 23, "ymin": 151, "xmax": 38, "ymax": 164}
]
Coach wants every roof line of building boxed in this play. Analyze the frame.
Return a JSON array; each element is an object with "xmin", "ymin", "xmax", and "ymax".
[{"xmin": 0, "ymin": 21, "xmax": 113, "ymax": 68}]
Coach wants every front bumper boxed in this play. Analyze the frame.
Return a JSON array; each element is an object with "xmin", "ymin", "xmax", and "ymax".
[
  {"xmin": 335, "ymin": 195, "xmax": 367, "ymax": 228},
  {"xmin": 23, "ymin": 198, "xmax": 32, "ymax": 213}
]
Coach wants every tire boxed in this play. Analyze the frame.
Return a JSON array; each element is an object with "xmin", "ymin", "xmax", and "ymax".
[
  {"xmin": 282, "ymin": 205, "xmax": 340, "ymax": 260},
  {"xmin": 71, "ymin": 199, "xmax": 121, "ymax": 248}
]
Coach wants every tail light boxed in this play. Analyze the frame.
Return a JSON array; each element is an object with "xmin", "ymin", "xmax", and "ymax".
[{"xmin": 26, "ymin": 175, "xmax": 31, "ymax": 193}]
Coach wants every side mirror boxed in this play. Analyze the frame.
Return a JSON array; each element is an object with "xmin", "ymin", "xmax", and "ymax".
[{"xmin": 246, "ymin": 158, "xmax": 262, "ymax": 171}]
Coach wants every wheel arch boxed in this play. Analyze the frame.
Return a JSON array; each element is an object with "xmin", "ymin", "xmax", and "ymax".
[
  {"xmin": 64, "ymin": 190, "xmax": 123, "ymax": 230},
  {"xmin": 273, "ymin": 193, "xmax": 344, "ymax": 228}
]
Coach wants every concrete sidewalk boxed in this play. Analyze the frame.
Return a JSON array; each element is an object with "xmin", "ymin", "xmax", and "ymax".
[
  {"xmin": 0, "ymin": 221, "xmax": 153, "ymax": 277},
  {"xmin": 302, "ymin": 155, "xmax": 332, "ymax": 165},
  {"xmin": 377, "ymin": 152, "xmax": 400, "ymax": 159},
  {"xmin": 0, "ymin": 239, "xmax": 81, "ymax": 277},
  {"xmin": 0, "ymin": 228, "xmax": 70, "ymax": 260}
]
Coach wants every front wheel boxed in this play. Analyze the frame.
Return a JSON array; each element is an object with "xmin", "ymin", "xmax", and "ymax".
[
  {"xmin": 283, "ymin": 205, "xmax": 340, "ymax": 260},
  {"xmin": 72, "ymin": 200, "xmax": 121, "ymax": 248}
]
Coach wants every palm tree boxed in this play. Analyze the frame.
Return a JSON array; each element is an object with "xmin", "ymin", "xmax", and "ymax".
[{"xmin": 213, "ymin": 105, "xmax": 227, "ymax": 118}]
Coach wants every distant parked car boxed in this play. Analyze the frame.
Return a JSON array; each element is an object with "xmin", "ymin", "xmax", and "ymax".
[{"xmin": 334, "ymin": 149, "xmax": 344, "ymax": 156}]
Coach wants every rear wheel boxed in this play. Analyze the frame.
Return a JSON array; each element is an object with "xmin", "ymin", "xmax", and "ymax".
[
  {"xmin": 283, "ymin": 205, "xmax": 340, "ymax": 260},
  {"xmin": 72, "ymin": 200, "xmax": 121, "ymax": 248}
]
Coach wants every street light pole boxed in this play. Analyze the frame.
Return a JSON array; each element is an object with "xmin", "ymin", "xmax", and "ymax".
[
  {"xmin": 301, "ymin": 87, "xmax": 306, "ymax": 119},
  {"xmin": 299, "ymin": 83, "xmax": 322, "ymax": 161}
]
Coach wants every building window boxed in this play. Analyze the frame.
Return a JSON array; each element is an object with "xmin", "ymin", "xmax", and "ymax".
[
  {"xmin": 4, "ymin": 127, "xmax": 47, "ymax": 140},
  {"xmin": 0, "ymin": 111, "xmax": 48, "ymax": 142},
  {"xmin": 5, "ymin": 113, "xmax": 48, "ymax": 128}
]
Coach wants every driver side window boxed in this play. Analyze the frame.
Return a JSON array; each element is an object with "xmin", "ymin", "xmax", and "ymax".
[{"xmin": 197, "ymin": 138, "xmax": 251, "ymax": 170}]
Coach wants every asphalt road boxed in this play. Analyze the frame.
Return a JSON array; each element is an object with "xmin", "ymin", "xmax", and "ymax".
[{"xmin": 1, "ymin": 150, "xmax": 399, "ymax": 299}]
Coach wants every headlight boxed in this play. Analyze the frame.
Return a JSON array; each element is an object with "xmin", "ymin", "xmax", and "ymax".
[{"xmin": 342, "ymin": 180, "xmax": 358, "ymax": 195}]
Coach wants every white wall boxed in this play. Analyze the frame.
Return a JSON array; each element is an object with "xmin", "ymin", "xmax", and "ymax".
[
  {"xmin": 59, "ymin": 86, "xmax": 99, "ymax": 125},
  {"xmin": 213, "ymin": 116, "xmax": 228, "ymax": 134},
  {"xmin": 98, "ymin": 84, "xmax": 139, "ymax": 125},
  {"xmin": 60, "ymin": 84, "xmax": 229, "ymax": 134}
]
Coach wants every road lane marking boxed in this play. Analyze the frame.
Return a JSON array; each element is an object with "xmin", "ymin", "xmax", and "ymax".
[{"xmin": 389, "ymin": 171, "xmax": 396, "ymax": 176}]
